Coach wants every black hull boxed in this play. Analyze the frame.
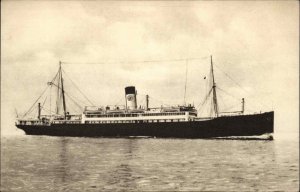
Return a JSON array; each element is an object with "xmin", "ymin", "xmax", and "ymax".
[{"xmin": 16, "ymin": 112, "xmax": 274, "ymax": 138}]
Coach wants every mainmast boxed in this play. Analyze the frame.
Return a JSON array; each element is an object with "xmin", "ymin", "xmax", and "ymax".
[
  {"xmin": 183, "ymin": 59, "xmax": 188, "ymax": 106},
  {"xmin": 211, "ymin": 55, "xmax": 219, "ymax": 117}
]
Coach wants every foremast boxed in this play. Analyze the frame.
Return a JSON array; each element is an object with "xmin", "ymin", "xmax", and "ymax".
[
  {"xmin": 60, "ymin": 61, "xmax": 67, "ymax": 119},
  {"xmin": 211, "ymin": 55, "xmax": 219, "ymax": 117},
  {"xmin": 51, "ymin": 61, "xmax": 67, "ymax": 119}
]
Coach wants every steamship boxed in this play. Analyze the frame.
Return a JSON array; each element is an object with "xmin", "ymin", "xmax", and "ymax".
[{"xmin": 15, "ymin": 57, "xmax": 274, "ymax": 139}]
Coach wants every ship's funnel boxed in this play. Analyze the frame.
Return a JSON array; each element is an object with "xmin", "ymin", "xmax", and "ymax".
[{"xmin": 125, "ymin": 86, "xmax": 137, "ymax": 110}]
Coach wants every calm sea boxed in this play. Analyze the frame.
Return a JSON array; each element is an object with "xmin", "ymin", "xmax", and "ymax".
[{"xmin": 1, "ymin": 134, "xmax": 299, "ymax": 191}]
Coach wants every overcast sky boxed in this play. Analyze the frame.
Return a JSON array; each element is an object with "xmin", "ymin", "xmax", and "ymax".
[{"xmin": 1, "ymin": 1, "xmax": 299, "ymax": 138}]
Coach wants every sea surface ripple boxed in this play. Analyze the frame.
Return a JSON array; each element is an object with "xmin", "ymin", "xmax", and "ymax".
[{"xmin": 1, "ymin": 135, "xmax": 299, "ymax": 191}]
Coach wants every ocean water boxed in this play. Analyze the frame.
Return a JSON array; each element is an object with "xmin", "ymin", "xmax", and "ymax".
[{"xmin": 1, "ymin": 135, "xmax": 299, "ymax": 191}]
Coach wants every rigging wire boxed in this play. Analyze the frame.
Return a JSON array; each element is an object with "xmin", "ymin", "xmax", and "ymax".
[
  {"xmin": 48, "ymin": 82, "xmax": 84, "ymax": 112},
  {"xmin": 56, "ymin": 69, "xmax": 62, "ymax": 115},
  {"xmin": 216, "ymin": 87, "xmax": 241, "ymax": 102},
  {"xmin": 49, "ymin": 85, "xmax": 52, "ymax": 116},
  {"xmin": 60, "ymin": 57, "xmax": 209, "ymax": 109},
  {"xmin": 64, "ymin": 93, "xmax": 84, "ymax": 112},
  {"xmin": 64, "ymin": 90, "xmax": 89, "ymax": 108},
  {"xmin": 115, "ymin": 97, "xmax": 125, "ymax": 106},
  {"xmin": 62, "ymin": 69, "xmax": 95, "ymax": 106},
  {"xmin": 221, "ymin": 103, "xmax": 241, "ymax": 112},
  {"xmin": 217, "ymin": 92, "xmax": 228, "ymax": 112},
  {"xmin": 21, "ymin": 56, "xmax": 271, "ymax": 118},
  {"xmin": 61, "ymin": 56, "xmax": 209, "ymax": 65},
  {"xmin": 41, "ymin": 107, "xmax": 59, "ymax": 115},
  {"xmin": 214, "ymin": 63, "xmax": 270, "ymax": 109},
  {"xmin": 196, "ymin": 88, "xmax": 212, "ymax": 110},
  {"xmin": 48, "ymin": 66, "xmax": 61, "ymax": 116},
  {"xmin": 50, "ymin": 69, "xmax": 60, "ymax": 84},
  {"xmin": 23, "ymin": 86, "xmax": 49, "ymax": 118},
  {"xmin": 197, "ymin": 97, "xmax": 211, "ymax": 115},
  {"xmin": 41, "ymin": 96, "xmax": 47, "ymax": 110},
  {"xmin": 209, "ymin": 93, "xmax": 213, "ymax": 117},
  {"xmin": 65, "ymin": 98, "xmax": 82, "ymax": 114},
  {"xmin": 214, "ymin": 64, "xmax": 249, "ymax": 94},
  {"xmin": 217, "ymin": 83, "xmax": 263, "ymax": 113}
]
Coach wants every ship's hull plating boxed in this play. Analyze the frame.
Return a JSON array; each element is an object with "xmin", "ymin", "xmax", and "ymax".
[{"xmin": 16, "ymin": 112, "xmax": 274, "ymax": 138}]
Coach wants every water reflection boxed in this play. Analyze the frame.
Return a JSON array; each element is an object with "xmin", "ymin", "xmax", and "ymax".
[
  {"xmin": 101, "ymin": 139, "xmax": 138, "ymax": 190},
  {"xmin": 1, "ymin": 136, "xmax": 299, "ymax": 191},
  {"xmin": 54, "ymin": 138, "xmax": 140, "ymax": 190},
  {"xmin": 58, "ymin": 137, "xmax": 69, "ymax": 184}
]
